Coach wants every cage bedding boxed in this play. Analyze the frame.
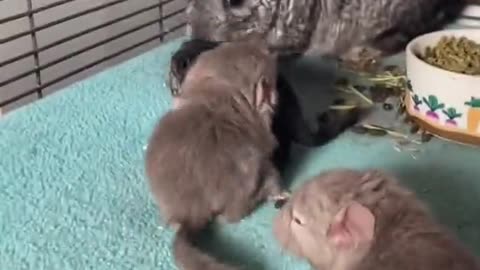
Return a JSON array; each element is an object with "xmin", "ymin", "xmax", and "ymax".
[{"xmin": 0, "ymin": 38, "xmax": 479, "ymax": 270}]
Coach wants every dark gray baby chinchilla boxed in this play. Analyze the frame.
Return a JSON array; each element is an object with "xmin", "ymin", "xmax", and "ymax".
[{"xmin": 186, "ymin": 0, "xmax": 467, "ymax": 60}]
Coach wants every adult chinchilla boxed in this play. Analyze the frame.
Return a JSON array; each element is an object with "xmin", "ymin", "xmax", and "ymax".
[{"xmin": 186, "ymin": 0, "xmax": 467, "ymax": 61}]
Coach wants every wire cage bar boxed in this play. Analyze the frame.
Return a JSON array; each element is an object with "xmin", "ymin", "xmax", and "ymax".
[{"xmin": 0, "ymin": 0, "xmax": 187, "ymax": 110}]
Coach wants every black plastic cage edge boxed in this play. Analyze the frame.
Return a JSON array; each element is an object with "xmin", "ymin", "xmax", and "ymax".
[{"xmin": 0, "ymin": 0, "xmax": 187, "ymax": 108}]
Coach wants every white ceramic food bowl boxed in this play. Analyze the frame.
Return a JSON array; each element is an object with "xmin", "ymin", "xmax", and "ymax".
[{"xmin": 405, "ymin": 29, "xmax": 480, "ymax": 145}]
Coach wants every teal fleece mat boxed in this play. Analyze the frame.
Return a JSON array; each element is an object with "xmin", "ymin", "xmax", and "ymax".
[{"xmin": 1, "ymin": 38, "xmax": 479, "ymax": 270}]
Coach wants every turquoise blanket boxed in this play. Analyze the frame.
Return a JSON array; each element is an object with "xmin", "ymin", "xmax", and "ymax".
[{"xmin": 1, "ymin": 38, "xmax": 479, "ymax": 270}]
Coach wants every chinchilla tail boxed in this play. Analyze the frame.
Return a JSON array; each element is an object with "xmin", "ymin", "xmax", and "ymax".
[{"xmin": 173, "ymin": 225, "xmax": 241, "ymax": 270}]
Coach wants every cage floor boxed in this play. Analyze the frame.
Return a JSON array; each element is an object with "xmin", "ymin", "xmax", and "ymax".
[{"xmin": 1, "ymin": 38, "xmax": 479, "ymax": 270}]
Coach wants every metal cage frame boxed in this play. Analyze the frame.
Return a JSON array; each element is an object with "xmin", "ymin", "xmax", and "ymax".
[{"xmin": 0, "ymin": 0, "xmax": 186, "ymax": 109}]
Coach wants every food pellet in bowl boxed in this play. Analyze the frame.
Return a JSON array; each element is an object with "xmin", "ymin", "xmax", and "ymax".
[{"xmin": 419, "ymin": 36, "xmax": 480, "ymax": 75}]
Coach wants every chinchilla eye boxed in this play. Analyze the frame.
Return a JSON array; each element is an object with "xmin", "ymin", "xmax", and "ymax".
[
  {"xmin": 223, "ymin": 0, "xmax": 244, "ymax": 8},
  {"xmin": 293, "ymin": 217, "xmax": 305, "ymax": 226}
]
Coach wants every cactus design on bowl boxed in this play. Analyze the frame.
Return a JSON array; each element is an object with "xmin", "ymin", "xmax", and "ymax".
[
  {"xmin": 412, "ymin": 94, "xmax": 422, "ymax": 111},
  {"xmin": 442, "ymin": 107, "xmax": 462, "ymax": 127},
  {"xmin": 464, "ymin": 97, "xmax": 480, "ymax": 133},
  {"xmin": 422, "ymin": 95, "xmax": 445, "ymax": 121}
]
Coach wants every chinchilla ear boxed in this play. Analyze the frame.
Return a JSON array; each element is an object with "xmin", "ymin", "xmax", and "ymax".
[
  {"xmin": 253, "ymin": 75, "xmax": 278, "ymax": 116},
  {"xmin": 327, "ymin": 201, "xmax": 375, "ymax": 251}
]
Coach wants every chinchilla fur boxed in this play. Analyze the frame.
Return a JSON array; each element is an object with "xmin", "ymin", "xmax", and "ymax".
[{"xmin": 186, "ymin": 0, "xmax": 467, "ymax": 59}]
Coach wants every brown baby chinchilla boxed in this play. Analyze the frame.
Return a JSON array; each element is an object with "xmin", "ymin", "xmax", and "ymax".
[
  {"xmin": 145, "ymin": 39, "xmax": 289, "ymax": 270},
  {"xmin": 168, "ymin": 38, "xmax": 362, "ymax": 176},
  {"xmin": 273, "ymin": 169, "xmax": 480, "ymax": 270}
]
